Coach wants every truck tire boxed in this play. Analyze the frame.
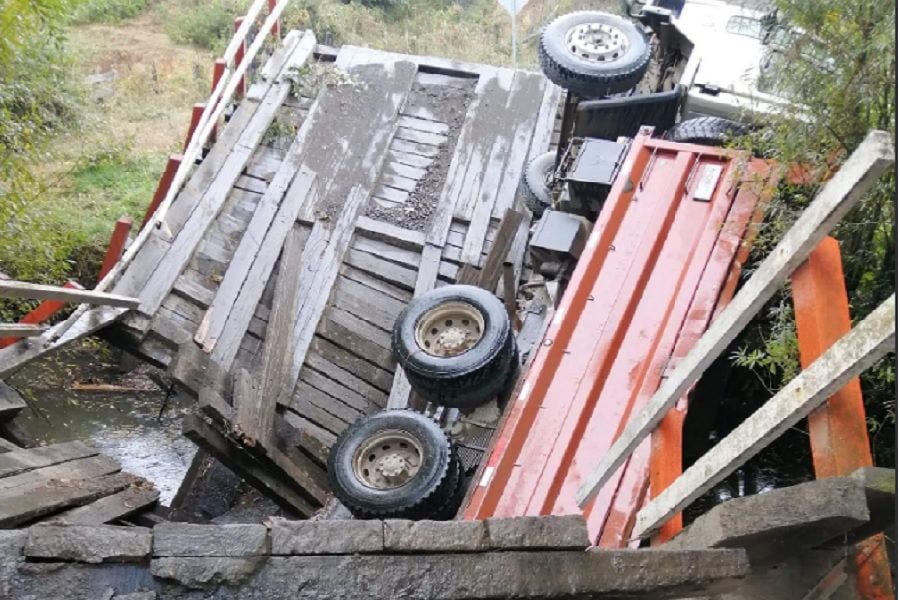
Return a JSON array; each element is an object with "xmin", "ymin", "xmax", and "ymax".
[
  {"xmin": 430, "ymin": 454, "xmax": 466, "ymax": 520},
  {"xmin": 392, "ymin": 285, "xmax": 515, "ymax": 410},
  {"xmin": 665, "ymin": 117, "xmax": 747, "ymax": 147},
  {"xmin": 327, "ymin": 410, "xmax": 459, "ymax": 519},
  {"xmin": 521, "ymin": 152, "xmax": 556, "ymax": 217},
  {"xmin": 539, "ymin": 12, "xmax": 651, "ymax": 98}
]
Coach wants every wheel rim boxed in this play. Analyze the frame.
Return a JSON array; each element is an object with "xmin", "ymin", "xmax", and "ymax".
[
  {"xmin": 352, "ymin": 430, "xmax": 424, "ymax": 490},
  {"xmin": 414, "ymin": 302, "xmax": 485, "ymax": 358},
  {"xmin": 565, "ymin": 22, "xmax": 630, "ymax": 63}
]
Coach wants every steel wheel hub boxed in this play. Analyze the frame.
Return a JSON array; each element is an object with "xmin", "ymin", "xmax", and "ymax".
[
  {"xmin": 414, "ymin": 302, "xmax": 485, "ymax": 357},
  {"xmin": 565, "ymin": 22, "xmax": 629, "ymax": 62},
  {"xmin": 353, "ymin": 430, "xmax": 423, "ymax": 490}
]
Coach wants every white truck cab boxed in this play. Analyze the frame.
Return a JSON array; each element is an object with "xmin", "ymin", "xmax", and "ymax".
[{"xmin": 638, "ymin": 0, "xmax": 792, "ymax": 122}]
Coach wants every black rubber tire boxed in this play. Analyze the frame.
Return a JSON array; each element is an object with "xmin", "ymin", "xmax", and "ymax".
[
  {"xmin": 665, "ymin": 116, "xmax": 747, "ymax": 147},
  {"xmin": 327, "ymin": 410, "xmax": 455, "ymax": 519},
  {"xmin": 521, "ymin": 152, "xmax": 556, "ymax": 217},
  {"xmin": 392, "ymin": 285, "xmax": 515, "ymax": 410},
  {"xmin": 429, "ymin": 453, "xmax": 466, "ymax": 520},
  {"xmin": 539, "ymin": 12, "xmax": 651, "ymax": 98}
]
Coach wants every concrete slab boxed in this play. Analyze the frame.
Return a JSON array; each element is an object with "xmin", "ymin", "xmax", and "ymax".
[
  {"xmin": 153, "ymin": 523, "xmax": 267, "ymax": 557},
  {"xmin": 24, "ymin": 524, "xmax": 152, "ymax": 564}
]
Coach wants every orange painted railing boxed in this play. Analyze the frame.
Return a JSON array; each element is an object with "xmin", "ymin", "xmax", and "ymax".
[
  {"xmin": 792, "ymin": 238, "xmax": 894, "ymax": 599},
  {"xmin": 138, "ymin": 0, "xmax": 285, "ymax": 230},
  {"xmin": 0, "ymin": 281, "xmax": 85, "ymax": 348}
]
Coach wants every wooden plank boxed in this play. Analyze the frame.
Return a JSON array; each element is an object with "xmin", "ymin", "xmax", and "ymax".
[
  {"xmin": 353, "ymin": 236, "xmax": 421, "ymax": 270},
  {"xmin": 327, "ymin": 306, "xmax": 392, "ymax": 349},
  {"xmin": 280, "ymin": 410, "xmax": 336, "ymax": 462},
  {"xmin": 286, "ymin": 187, "xmax": 369, "ymax": 390},
  {"xmin": 342, "ymin": 263, "xmax": 414, "ymax": 301},
  {"xmin": 0, "ymin": 472, "xmax": 135, "ymax": 528},
  {"xmin": 384, "ymin": 160, "xmax": 428, "ymax": 182},
  {"xmin": 0, "ymin": 454, "xmax": 121, "ymax": 496},
  {"xmin": 355, "ymin": 216, "xmax": 426, "ymax": 250},
  {"xmin": 293, "ymin": 380, "xmax": 362, "ymax": 424},
  {"xmin": 235, "ymin": 225, "xmax": 307, "ymax": 446},
  {"xmin": 426, "ymin": 68, "xmax": 502, "ymax": 247},
  {"xmin": 318, "ymin": 313, "xmax": 396, "ymax": 371},
  {"xmin": 168, "ymin": 342, "xmax": 229, "ymax": 395},
  {"xmin": 456, "ymin": 264, "xmax": 481, "ymax": 285},
  {"xmin": 390, "ymin": 138, "xmax": 441, "ymax": 158},
  {"xmin": 207, "ymin": 172, "xmax": 316, "ymax": 368},
  {"xmin": 397, "ymin": 115, "xmax": 450, "ymax": 135},
  {"xmin": 576, "ymin": 130, "xmax": 894, "ymax": 507},
  {"xmin": 380, "ymin": 173, "xmax": 419, "ymax": 193},
  {"xmin": 342, "ymin": 44, "xmax": 489, "ymax": 80},
  {"xmin": 0, "ymin": 324, "xmax": 46, "ymax": 338},
  {"xmin": 525, "ymin": 82, "xmax": 562, "ymax": 163},
  {"xmin": 503, "ymin": 215, "xmax": 530, "ymax": 295},
  {"xmin": 332, "ymin": 275, "xmax": 405, "ymax": 332},
  {"xmin": 386, "ymin": 150, "xmax": 433, "ymax": 170},
  {"xmin": 235, "ymin": 174, "xmax": 269, "ymax": 194},
  {"xmin": 49, "ymin": 486, "xmax": 160, "ymax": 525},
  {"xmin": 0, "ymin": 381, "xmax": 27, "ymax": 422},
  {"xmin": 492, "ymin": 73, "xmax": 549, "ymax": 219},
  {"xmin": 305, "ymin": 351, "xmax": 388, "ymax": 407},
  {"xmin": 460, "ymin": 138, "xmax": 508, "ymax": 261},
  {"xmin": 345, "ymin": 250, "xmax": 417, "ymax": 292},
  {"xmin": 182, "ymin": 414, "xmax": 316, "ymax": 516},
  {"xmin": 373, "ymin": 184, "xmax": 409, "ymax": 205},
  {"xmin": 395, "ymin": 126, "xmax": 446, "ymax": 147},
  {"xmin": 289, "ymin": 392, "xmax": 353, "ymax": 435},
  {"xmin": 150, "ymin": 307, "xmax": 195, "ymax": 347},
  {"xmin": 0, "ymin": 281, "xmax": 138, "ymax": 308},
  {"xmin": 478, "ymin": 209, "xmax": 525, "ymax": 290},
  {"xmin": 195, "ymin": 148, "xmax": 316, "ymax": 350},
  {"xmin": 300, "ymin": 365, "xmax": 372, "ymax": 413},
  {"xmin": 634, "ymin": 294, "xmax": 896, "ymax": 537},
  {"xmin": 0, "ymin": 441, "xmax": 97, "ymax": 478},
  {"xmin": 314, "ymin": 336, "xmax": 393, "ymax": 392}
]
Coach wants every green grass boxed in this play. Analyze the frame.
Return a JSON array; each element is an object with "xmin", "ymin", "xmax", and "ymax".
[
  {"xmin": 64, "ymin": 148, "xmax": 164, "ymax": 243},
  {"xmin": 70, "ymin": 0, "xmax": 149, "ymax": 24}
]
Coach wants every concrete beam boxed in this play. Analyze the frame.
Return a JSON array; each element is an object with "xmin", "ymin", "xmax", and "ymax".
[{"xmin": 667, "ymin": 470, "xmax": 896, "ymax": 566}]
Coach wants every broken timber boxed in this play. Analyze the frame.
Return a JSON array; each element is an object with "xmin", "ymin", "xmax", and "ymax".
[
  {"xmin": 0, "ymin": 441, "xmax": 159, "ymax": 528},
  {"xmin": 0, "ymin": 37, "xmax": 554, "ymax": 511},
  {"xmin": 0, "ymin": 280, "xmax": 139, "ymax": 309}
]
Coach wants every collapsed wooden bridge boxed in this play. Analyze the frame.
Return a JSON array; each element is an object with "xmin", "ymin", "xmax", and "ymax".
[{"xmin": 0, "ymin": 29, "xmax": 559, "ymax": 514}]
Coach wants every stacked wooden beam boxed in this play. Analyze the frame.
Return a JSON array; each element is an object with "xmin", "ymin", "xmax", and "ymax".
[{"xmin": 0, "ymin": 440, "xmax": 159, "ymax": 528}]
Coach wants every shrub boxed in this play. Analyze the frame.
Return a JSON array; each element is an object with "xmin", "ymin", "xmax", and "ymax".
[
  {"xmin": 164, "ymin": 0, "xmax": 251, "ymax": 51},
  {"xmin": 70, "ymin": 0, "xmax": 148, "ymax": 24}
]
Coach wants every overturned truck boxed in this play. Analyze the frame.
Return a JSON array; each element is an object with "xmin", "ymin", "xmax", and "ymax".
[{"xmin": 0, "ymin": 0, "xmax": 895, "ymax": 597}]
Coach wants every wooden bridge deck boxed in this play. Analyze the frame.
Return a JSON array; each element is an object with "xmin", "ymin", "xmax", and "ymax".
[{"xmin": 0, "ymin": 33, "xmax": 558, "ymax": 511}]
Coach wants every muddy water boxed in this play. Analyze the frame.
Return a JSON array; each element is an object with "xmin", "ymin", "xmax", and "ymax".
[{"xmin": 7, "ymin": 341, "xmax": 195, "ymax": 505}]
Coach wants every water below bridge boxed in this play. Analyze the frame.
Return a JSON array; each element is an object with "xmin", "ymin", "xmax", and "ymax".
[{"xmin": 7, "ymin": 340, "xmax": 195, "ymax": 505}]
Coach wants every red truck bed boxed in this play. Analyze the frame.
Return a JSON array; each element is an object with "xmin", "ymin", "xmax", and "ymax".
[{"xmin": 463, "ymin": 129, "xmax": 772, "ymax": 545}]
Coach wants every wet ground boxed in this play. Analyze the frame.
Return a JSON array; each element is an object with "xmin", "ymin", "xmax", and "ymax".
[{"xmin": 6, "ymin": 340, "xmax": 195, "ymax": 506}]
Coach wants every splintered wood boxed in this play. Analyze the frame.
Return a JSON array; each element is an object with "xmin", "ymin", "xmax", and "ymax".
[
  {"xmin": 0, "ymin": 37, "xmax": 552, "ymax": 513},
  {"xmin": 0, "ymin": 441, "xmax": 159, "ymax": 528}
]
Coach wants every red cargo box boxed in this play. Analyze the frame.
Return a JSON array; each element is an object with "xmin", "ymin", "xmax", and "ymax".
[{"xmin": 463, "ymin": 128, "xmax": 773, "ymax": 546}]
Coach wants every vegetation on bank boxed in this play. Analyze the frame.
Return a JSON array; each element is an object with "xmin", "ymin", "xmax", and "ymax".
[{"xmin": 728, "ymin": 0, "xmax": 896, "ymax": 467}]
